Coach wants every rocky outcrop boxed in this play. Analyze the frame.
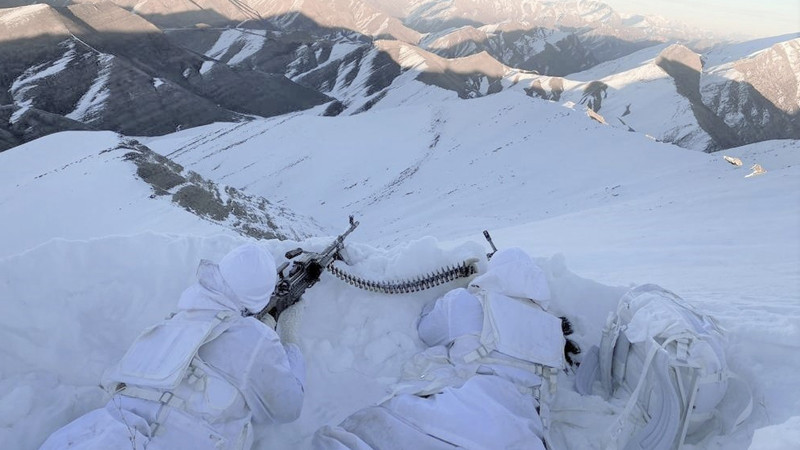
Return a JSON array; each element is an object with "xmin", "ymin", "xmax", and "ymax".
[
  {"xmin": 421, "ymin": 25, "xmax": 598, "ymax": 76},
  {"xmin": 655, "ymin": 42, "xmax": 800, "ymax": 150},
  {"xmin": 701, "ymin": 38, "xmax": 800, "ymax": 145},
  {"xmin": 402, "ymin": 0, "xmax": 705, "ymax": 70},
  {"xmin": 0, "ymin": 105, "xmax": 93, "ymax": 151},
  {"xmin": 376, "ymin": 41, "xmax": 514, "ymax": 98},
  {"xmin": 119, "ymin": 138, "xmax": 317, "ymax": 241},
  {"xmin": 655, "ymin": 44, "xmax": 741, "ymax": 150}
]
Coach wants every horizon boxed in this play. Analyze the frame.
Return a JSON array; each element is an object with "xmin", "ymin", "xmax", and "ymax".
[{"xmin": 602, "ymin": 0, "xmax": 800, "ymax": 39}]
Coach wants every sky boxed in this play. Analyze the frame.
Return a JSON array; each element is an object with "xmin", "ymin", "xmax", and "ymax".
[{"xmin": 602, "ymin": 0, "xmax": 800, "ymax": 38}]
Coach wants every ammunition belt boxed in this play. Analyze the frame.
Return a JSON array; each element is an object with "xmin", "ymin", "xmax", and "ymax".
[{"xmin": 326, "ymin": 259, "xmax": 478, "ymax": 294}]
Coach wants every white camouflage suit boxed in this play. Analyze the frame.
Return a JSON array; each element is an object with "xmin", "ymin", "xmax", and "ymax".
[
  {"xmin": 314, "ymin": 247, "xmax": 565, "ymax": 450},
  {"xmin": 39, "ymin": 244, "xmax": 305, "ymax": 450}
]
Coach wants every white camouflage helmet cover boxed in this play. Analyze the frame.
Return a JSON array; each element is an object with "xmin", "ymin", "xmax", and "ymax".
[{"xmin": 218, "ymin": 243, "xmax": 277, "ymax": 314}]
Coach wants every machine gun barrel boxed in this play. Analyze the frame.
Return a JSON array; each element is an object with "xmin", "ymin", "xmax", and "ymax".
[{"xmin": 483, "ymin": 230, "xmax": 498, "ymax": 260}]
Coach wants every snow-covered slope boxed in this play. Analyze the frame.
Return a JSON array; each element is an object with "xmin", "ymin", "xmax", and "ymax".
[
  {"xmin": 143, "ymin": 91, "xmax": 799, "ymax": 449},
  {"xmin": 534, "ymin": 44, "xmax": 716, "ymax": 150},
  {"xmin": 0, "ymin": 131, "xmax": 320, "ymax": 259},
  {"xmin": 1, "ymin": 69, "xmax": 799, "ymax": 450},
  {"xmin": 522, "ymin": 36, "xmax": 800, "ymax": 151},
  {"xmin": 172, "ymin": 27, "xmax": 799, "ymax": 152}
]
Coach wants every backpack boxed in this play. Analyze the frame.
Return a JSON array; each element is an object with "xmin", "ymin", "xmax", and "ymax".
[{"xmin": 576, "ymin": 284, "xmax": 752, "ymax": 449}]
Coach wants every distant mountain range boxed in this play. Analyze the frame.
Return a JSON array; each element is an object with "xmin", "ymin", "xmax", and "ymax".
[{"xmin": 1, "ymin": 0, "xmax": 798, "ymax": 152}]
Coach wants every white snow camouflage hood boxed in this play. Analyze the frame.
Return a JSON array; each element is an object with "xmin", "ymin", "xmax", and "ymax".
[
  {"xmin": 177, "ymin": 244, "xmax": 277, "ymax": 314},
  {"xmin": 469, "ymin": 247, "xmax": 551, "ymax": 308}
]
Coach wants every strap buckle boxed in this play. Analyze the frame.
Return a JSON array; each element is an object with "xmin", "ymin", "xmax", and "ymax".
[{"xmin": 159, "ymin": 391, "xmax": 175, "ymax": 405}]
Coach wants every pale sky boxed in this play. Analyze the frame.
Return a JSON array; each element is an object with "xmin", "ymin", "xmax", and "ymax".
[{"xmin": 602, "ymin": 0, "xmax": 800, "ymax": 38}]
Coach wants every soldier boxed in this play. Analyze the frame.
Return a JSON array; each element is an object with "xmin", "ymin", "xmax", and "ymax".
[
  {"xmin": 314, "ymin": 247, "xmax": 565, "ymax": 449},
  {"xmin": 39, "ymin": 243, "xmax": 305, "ymax": 450}
]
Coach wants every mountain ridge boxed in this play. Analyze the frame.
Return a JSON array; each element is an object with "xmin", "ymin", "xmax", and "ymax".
[{"xmin": 0, "ymin": 1, "xmax": 797, "ymax": 152}]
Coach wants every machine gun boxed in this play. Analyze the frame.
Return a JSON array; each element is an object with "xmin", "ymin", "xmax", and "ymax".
[{"xmin": 256, "ymin": 216, "xmax": 359, "ymax": 321}]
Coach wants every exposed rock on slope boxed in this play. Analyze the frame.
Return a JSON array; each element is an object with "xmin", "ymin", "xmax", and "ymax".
[
  {"xmin": 119, "ymin": 138, "xmax": 317, "ymax": 240},
  {"xmin": 701, "ymin": 38, "xmax": 800, "ymax": 146},
  {"xmin": 1, "ymin": 1, "xmax": 796, "ymax": 153},
  {"xmin": 655, "ymin": 44, "xmax": 742, "ymax": 150},
  {"xmin": 70, "ymin": 0, "xmax": 422, "ymax": 43},
  {"xmin": 525, "ymin": 37, "xmax": 800, "ymax": 152},
  {"xmin": 420, "ymin": 24, "xmax": 598, "ymax": 76}
]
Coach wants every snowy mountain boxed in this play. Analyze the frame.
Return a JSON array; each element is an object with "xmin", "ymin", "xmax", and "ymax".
[
  {"xmin": 524, "ymin": 35, "xmax": 800, "ymax": 151},
  {"xmin": 418, "ymin": 23, "xmax": 600, "ymax": 75},
  {"xmin": 2, "ymin": 87, "xmax": 798, "ymax": 449},
  {"xmin": 1, "ymin": 1, "xmax": 797, "ymax": 152},
  {"xmin": 391, "ymin": 0, "xmax": 711, "ymax": 60},
  {"xmin": 0, "ymin": 3, "xmax": 329, "ymax": 151}
]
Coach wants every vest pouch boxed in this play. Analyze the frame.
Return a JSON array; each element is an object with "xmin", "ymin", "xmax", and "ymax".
[{"xmin": 479, "ymin": 292, "xmax": 565, "ymax": 369}]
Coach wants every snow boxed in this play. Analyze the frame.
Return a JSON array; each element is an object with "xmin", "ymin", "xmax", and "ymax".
[
  {"xmin": 204, "ymin": 29, "xmax": 242, "ymax": 60},
  {"xmin": 9, "ymin": 41, "xmax": 76, "ymax": 123},
  {"xmin": 0, "ymin": 131, "xmax": 236, "ymax": 259},
  {"xmin": 199, "ymin": 60, "xmax": 215, "ymax": 75},
  {"xmin": 749, "ymin": 416, "xmax": 800, "ymax": 450},
  {"xmin": 227, "ymin": 30, "xmax": 267, "ymax": 66},
  {"xmin": 204, "ymin": 29, "xmax": 267, "ymax": 67},
  {"xmin": 1, "ymin": 89, "xmax": 799, "ymax": 450},
  {"xmin": 10, "ymin": 43, "xmax": 76, "ymax": 94},
  {"xmin": 703, "ymin": 33, "xmax": 800, "ymax": 67},
  {"xmin": 66, "ymin": 54, "xmax": 114, "ymax": 122},
  {"xmin": 9, "ymin": 98, "xmax": 32, "ymax": 124},
  {"xmin": 326, "ymin": 41, "xmax": 364, "ymax": 65},
  {"xmin": 528, "ymin": 44, "xmax": 716, "ymax": 150}
]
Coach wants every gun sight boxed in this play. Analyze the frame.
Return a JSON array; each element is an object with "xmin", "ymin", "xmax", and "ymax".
[{"xmin": 285, "ymin": 248, "xmax": 303, "ymax": 259}]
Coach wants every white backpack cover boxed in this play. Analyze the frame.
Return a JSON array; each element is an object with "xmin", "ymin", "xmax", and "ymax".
[
  {"xmin": 103, "ymin": 309, "xmax": 235, "ymax": 391},
  {"xmin": 578, "ymin": 284, "xmax": 752, "ymax": 450}
]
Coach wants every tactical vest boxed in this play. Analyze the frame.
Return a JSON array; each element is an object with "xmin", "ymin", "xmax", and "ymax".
[{"xmin": 103, "ymin": 309, "xmax": 250, "ymax": 448}]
